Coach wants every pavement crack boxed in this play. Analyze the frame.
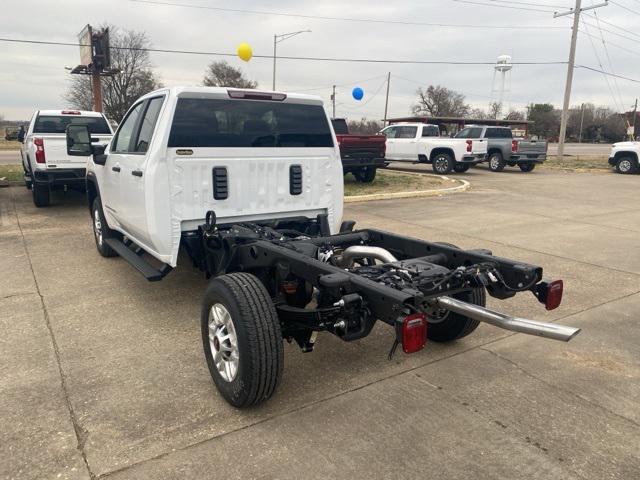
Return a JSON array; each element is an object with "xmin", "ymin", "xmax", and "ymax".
[
  {"xmin": 480, "ymin": 347, "xmax": 640, "ymax": 430},
  {"xmin": 11, "ymin": 189, "xmax": 96, "ymax": 480}
]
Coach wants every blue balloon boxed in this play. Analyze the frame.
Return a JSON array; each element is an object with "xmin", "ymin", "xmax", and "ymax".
[{"xmin": 352, "ymin": 87, "xmax": 364, "ymax": 101}]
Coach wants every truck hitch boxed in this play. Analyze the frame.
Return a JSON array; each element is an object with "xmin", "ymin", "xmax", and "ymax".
[{"xmin": 431, "ymin": 296, "xmax": 581, "ymax": 342}]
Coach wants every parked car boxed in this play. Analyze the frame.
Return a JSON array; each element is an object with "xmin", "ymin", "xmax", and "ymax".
[
  {"xmin": 331, "ymin": 118, "xmax": 387, "ymax": 183},
  {"xmin": 64, "ymin": 86, "xmax": 579, "ymax": 408},
  {"xmin": 456, "ymin": 125, "xmax": 547, "ymax": 172},
  {"xmin": 21, "ymin": 110, "xmax": 113, "ymax": 207},
  {"xmin": 4, "ymin": 126, "xmax": 20, "ymax": 141},
  {"xmin": 380, "ymin": 122, "xmax": 487, "ymax": 174},
  {"xmin": 608, "ymin": 142, "xmax": 640, "ymax": 174}
]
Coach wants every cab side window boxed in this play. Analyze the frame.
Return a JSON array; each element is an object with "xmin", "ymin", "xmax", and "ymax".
[
  {"xmin": 113, "ymin": 102, "xmax": 145, "ymax": 153},
  {"xmin": 135, "ymin": 97, "xmax": 164, "ymax": 153},
  {"xmin": 382, "ymin": 127, "xmax": 397, "ymax": 138},
  {"xmin": 397, "ymin": 126, "xmax": 417, "ymax": 139}
]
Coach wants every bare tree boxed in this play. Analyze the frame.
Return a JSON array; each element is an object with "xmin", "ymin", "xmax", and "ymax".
[
  {"xmin": 412, "ymin": 85, "xmax": 469, "ymax": 117},
  {"xmin": 488, "ymin": 101, "xmax": 502, "ymax": 119},
  {"xmin": 347, "ymin": 118, "xmax": 383, "ymax": 135},
  {"xmin": 64, "ymin": 26, "xmax": 162, "ymax": 122},
  {"xmin": 203, "ymin": 61, "xmax": 257, "ymax": 88},
  {"xmin": 506, "ymin": 109, "xmax": 525, "ymax": 121},
  {"xmin": 469, "ymin": 108, "xmax": 488, "ymax": 119}
]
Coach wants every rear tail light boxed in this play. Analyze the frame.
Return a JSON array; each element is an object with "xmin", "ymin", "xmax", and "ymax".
[
  {"xmin": 466, "ymin": 140, "xmax": 472, "ymax": 153},
  {"xmin": 34, "ymin": 138, "xmax": 46, "ymax": 163},
  {"xmin": 534, "ymin": 279, "xmax": 564, "ymax": 311},
  {"xmin": 401, "ymin": 312, "xmax": 427, "ymax": 354},
  {"xmin": 512, "ymin": 140, "xmax": 519, "ymax": 153}
]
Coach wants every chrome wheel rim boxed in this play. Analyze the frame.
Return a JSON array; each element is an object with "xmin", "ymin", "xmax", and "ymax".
[
  {"xmin": 93, "ymin": 208, "xmax": 103, "ymax": 246},
  {"xmin": 208, "ymin": 303, "xmax": 239, "ymax": 382},
  {"xmin": 490, "ymin": 156, "xmax": 499, "ymax": 169},
  {"xmin": 619, "ymin": 159, "xmax": 631, "ymax": 173},
  {"xmin": 435, "ymin": 156, "xmax": 448, "ymax": 172}
]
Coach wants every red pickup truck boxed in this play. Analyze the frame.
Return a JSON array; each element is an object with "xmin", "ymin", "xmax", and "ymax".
[{"xmin": 331, "ymin": 118, "xmax": 387, "ymax": 183}]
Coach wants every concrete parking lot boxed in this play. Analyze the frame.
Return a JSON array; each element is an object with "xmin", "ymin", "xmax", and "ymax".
[{"xmin": 1, "ymin": 167, "xmax": 639, "ymax": 479}]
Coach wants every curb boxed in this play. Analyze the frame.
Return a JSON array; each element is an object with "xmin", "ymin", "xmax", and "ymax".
[{"xmin": 345, "ymin": 174, "xmax": 470, "ymax": 203}]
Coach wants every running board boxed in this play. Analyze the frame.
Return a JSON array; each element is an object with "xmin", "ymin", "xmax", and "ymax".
[{"xmin": 104, "ymin": 238, "xmax": 172, "ymax": 282}]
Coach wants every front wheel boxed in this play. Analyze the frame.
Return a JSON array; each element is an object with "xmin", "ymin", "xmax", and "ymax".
[
  {"xmin": 518, "ymin": 162, "xmax": 536, "ymax": 172},
  {"xmin": 353, "ymin": 166, "xmax": 377, "ymax": 183},
  {"xmin": 202, "ymin": 272, "xmax": 284, "ymax": 408},
  {"xmin": 453, "ymin": 163, "xmax": 470, "ymax": 173},
  {"xmin": 488, "ymin": 153, "xmax": 506, "ymax": 172},
  {"xmin": 432, "ymin": 153, "xmax": 454, "ymax": 174},
  {"xmin": 615, "ymin": 156, "xmax": 638, "ymax": 174},
  {"xmin": 91, "ymin": 197, "xmax": 118, "ymax": 257}
]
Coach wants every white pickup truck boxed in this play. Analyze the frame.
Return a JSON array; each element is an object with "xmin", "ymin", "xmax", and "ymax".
[
  {"xmin": 380, "ymin": 122, "xmax": 487, "ymax": 174},
  {"xmin": 20, "ymin": 110, "xmax": 113, "ymax": 207},
  {"xmin": 608, "ymin": 141, "xmax": 640, "ymax": 174},
  {"xmin": 64, "ymin": 86, "xmax": 579, "ymax": 408}
]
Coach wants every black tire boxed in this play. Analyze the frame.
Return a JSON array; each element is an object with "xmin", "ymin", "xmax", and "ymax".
[
  {"xmin": 91, "ymin": 197, "xmax": 118, "ymax": 257},
  {"xmin": 615, "ymin": 156, "xmax": 639, "ymax": 174},
  {"xmin": 427, "ymin": 287, "xmax": 486, "ymax": 342},
  {"xmin": 453, "ymin": 163, "xmax": 470, "ymax": 173},
  {"xmin": 31, "ymin": 183, "xmax": 50, "ymax": 207},
  {"xmin": 432, "ymin": 152, "xmax": 454, "ymax": 174},
  {"xmin": 23, "ymin": 165, "xmax": 32, "ymax": 190},
  {"xmin": 518, "ymin": 163, "xmax": 536, "ymax": 172},
  {"xmin": 354, "ymin": 166, "xmax": 377, "ymax": 183},
  {"xmin": 488, "ymin": 152, "xmax": 506, "ymax": 172},
  {"xmin": 201, "ymin": 272, "xmax": 284, "ymax": 408}
]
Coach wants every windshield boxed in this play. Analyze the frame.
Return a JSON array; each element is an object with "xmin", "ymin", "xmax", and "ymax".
[
  {"xmin": 33, "ymin": 115, "xmax": 111, "ymax": 134},
  {"xmin": 169, "ymin": 98, "xmax": 334, "ymax": 148}
]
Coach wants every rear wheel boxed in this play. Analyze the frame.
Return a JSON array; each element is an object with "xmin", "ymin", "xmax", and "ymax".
[
  {"xmin": 518, "ymin": 162, "xmax": 536, "ymax": 172},
  {"xmin": 432, "ymin": 153, "xmax": 454, "ymax": 174},
  {"xmin": 201, "ymin": 272, "xmax": 284, "ymax": 408},
  {"xmin": 31, "ymin": 183, "xmax": 50, "ymax": 207},
  {"xmin": 453, "ymin": 163, "xmax": 470, "ymax": 173},
  {"xmin": 91, "ymin": 197, "xmax": 118, "ymax": 257},
  {"xmin": 427, "ymin": 288, "xmax": 485, "ymax": 342},
  {"xmin": 488, "ymin": 153, "xmax": 506, "ymax": 172},
  {"xmin": 354, "ymin": 166, "xmax": 377, "ymax": 183},
  {"xmin": 615, "ymin": 156, "xmax": 638, "ymax": 174}
]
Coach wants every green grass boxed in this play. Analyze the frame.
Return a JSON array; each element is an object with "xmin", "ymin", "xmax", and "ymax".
[
  {"xmin": 0, "ymin": 139, "xmax": 21, "ymax": 151},
  {"xmin": 344, "ymin": 170, "xmax": 448, "ymax": 196},
  {"xmin": 0, "ymin": 164, "xmax": 23, "ymax": 182},
  {"xmin": 541, "ymin": 155, "xmax": 610, "ymax": 172}
]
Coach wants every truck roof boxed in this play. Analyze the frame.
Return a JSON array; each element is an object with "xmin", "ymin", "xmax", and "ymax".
[
  {"xmin": 384, "ymin": 122, "xmax": 439, "ymax": 128},
  {"xmin": 37, "ymin": 110, "xmax": 105, "ymax": 117},
  {"xmin": 138, "ymin": 86, "xmax": 325, "ymax": 106}
]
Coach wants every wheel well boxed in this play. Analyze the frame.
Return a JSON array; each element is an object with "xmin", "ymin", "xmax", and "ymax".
[
  {"xmin": 429, "ymin": 148, "xmax": 455, "ymax": 162},
  {"xmin": 86, "ymin": 178, "xmax": 98, "ymax": 213},
  {"xmin": 488, "ymin": 148, "xmax": 502, "ymax": 157},
  {"xmin": 614, "ymin": 151, "xmax": 638, "ymax": 163}
]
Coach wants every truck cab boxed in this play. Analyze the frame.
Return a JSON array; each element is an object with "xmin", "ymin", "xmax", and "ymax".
[{"xmin": 21, "ymin": 109, "xmax": 113, "ymax": 206}]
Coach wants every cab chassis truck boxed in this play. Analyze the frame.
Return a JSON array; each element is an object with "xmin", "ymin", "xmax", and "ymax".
[{"xmin": 65, "ymin": 87, "xmax": 580, "ymax": 408}]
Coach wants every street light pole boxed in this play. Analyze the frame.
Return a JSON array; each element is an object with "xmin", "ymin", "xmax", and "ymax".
[{"xmin": 272, "ymin": 29, "xmax": 311, "ymax": 90}]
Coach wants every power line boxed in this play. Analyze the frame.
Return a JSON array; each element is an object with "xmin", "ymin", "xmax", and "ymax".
[
  {"xmin": 581, "ymin": 13, "xmax": 640, "ymax": 40},
  {"xmin": 130, "ymin": 0, "xmax": 567, "ymax": 29},
  {"xmin": 0, "ymin": 37, "xmax": 568, "ymax": 65},
  {"xmin": 610, "ymin": 0, "xmax": 640, "ymax": 15},
  {"xmin": 592, "ymin": 11, "xmax": 626, "ymax": 111},
  {"xmin": 450, "ymin": 0, "xmax": 557, "ymax": 13},
  {"xmin": 576, "ymin": 64, "xmax": 640, "ymax": 83}
]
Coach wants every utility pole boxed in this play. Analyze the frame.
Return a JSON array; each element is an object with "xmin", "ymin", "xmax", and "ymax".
[
  {"xmin": 632, "ymin": 99, "xmax": 638, "ymax": 140},
  {"xmin": 383, "ymin": 72, "xmax": 391, "ymax": 125},
  {"xmin": 272, "ymin": 30, "xmax": 311, "ymax": 90},
  {"xmin": 578, "ymin": 103, "xmax": 585, "ymax": 143},
  {"xmin": 554, "ymin": 1, "xmax": 608, "ymax": 158},
  {"xmin": 331, "ymin": 85, "xmax": 336, "ymax": 118},
  {"xmin": 92, "ymin": 74, "xmax": 103, "ymax": 112}
]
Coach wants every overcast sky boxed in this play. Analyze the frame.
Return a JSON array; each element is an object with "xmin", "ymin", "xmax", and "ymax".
[{"xmin": 1, "ymin": 0, "xmax": 638, "ymax": 120}]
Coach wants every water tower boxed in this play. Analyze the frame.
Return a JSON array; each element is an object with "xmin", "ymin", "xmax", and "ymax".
[{"xmin": 490, "ymin": 55, "xmax": 512, "ymax": 118}]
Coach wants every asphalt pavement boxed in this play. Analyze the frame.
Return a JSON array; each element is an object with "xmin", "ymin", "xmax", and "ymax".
[{"xmin": 1, "ymin": 167, "xmax": 638, "ymax": 479}]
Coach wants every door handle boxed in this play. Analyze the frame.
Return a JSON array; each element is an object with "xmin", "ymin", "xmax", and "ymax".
[
  {"xmin": 112, "ymin": 166, "xmax": 121, "ymax": 172},
  {"xmin": 131, "ymin": 170, "xmax": 143, "ymax": 177}
]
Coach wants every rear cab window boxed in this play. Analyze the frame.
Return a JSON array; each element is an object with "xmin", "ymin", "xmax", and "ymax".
[
  {"xmin": 33, "ymin": 115, "xmax": 111, "ymax": 134},
  {"xmin": 330, "ymin": 119, "xmax": 349, "ymax": 135},
  {"xmin": 168, "ymin": 98, "xmax": 334, "ymax": 148},
  {"xmin": 421, "ymin": 125, "xmax": 440, "ymax": 137},
  {"xmin": 455, "ymin": 127, "xmax": 483, "ymax": 139}
]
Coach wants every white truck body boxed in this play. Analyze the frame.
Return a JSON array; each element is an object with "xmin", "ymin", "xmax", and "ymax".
[
  {"xmin": 87, "ymin": 87, "xmax": 344, "ymax": 267},
  {"xmin": 380, "ymin": 123, "xmax": 487, "ymax": 168},
  {"xmin": 608, "ymin": 141, "xmax": 640, "ymax": 174}
]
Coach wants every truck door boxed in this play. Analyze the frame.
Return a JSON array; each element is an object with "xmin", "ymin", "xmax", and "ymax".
[
  {"xmin": 102, "ymin": 101, "xmax": 146, "ymax": 229},
  {"xmin": 394, "ymin": 126, "xmax": 419, "ymax": 161},
  {"xmin": 380, "ymin": 126, "xmax": 398, "ymax": 159},
  {"xmin": 118, "ymin": 96, "xmax": 165, "ymax": 245}
]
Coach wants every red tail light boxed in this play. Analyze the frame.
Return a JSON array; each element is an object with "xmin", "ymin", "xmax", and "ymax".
[
  {"xmin": 512, "ymin": 140, "xmax": 519, "ymax": 153},
  {"xmin": 466, "ymin": 140, "xmax": 472, "ymax": 153},
  {"xmin": 545, "ymin": 280, "xmax": 563, "ymax": 311},
  {"xmin": 34, "ymin": 138, "xmax": 46, "ymax": 163},
  {"xmin": 401, "ymin": 312, "xmax": 427, "ymax": 354}
]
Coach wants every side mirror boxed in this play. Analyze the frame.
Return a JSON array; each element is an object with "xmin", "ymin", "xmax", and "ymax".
[{"xmin": 66, "ymin": 124, "xmax": 92, "ymax": 156}]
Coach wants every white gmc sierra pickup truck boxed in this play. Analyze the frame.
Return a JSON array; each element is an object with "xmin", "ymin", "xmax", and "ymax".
[
  {"xmin": 608, "ymin": 141, "xmax": 640, "ymax": 174},
  {"xmin": 65, "ymin": 86, "xmax": 579, "ymax": 408},
  {"xmin": 20, "ymin": 110, "xmax": 113, "ymax": 206},
  {"xmin": 380, "ymin": 122, "xmax": 487, "ymax": 174}
]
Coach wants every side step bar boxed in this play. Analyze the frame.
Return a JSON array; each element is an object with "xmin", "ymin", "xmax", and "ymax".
[
  {"xmin": 434, "ymin": 296, "xmax": 581, "ymax": 342},
  {"xmin": 104, "ymin": 238, "xmax": 172, "ymax": 282}
]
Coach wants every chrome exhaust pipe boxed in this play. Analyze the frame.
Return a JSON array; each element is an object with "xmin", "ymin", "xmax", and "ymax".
[
  {"xmin": 433, "ymin": 296, "xmax": 581, "ymax": 342},
  {"xmin": 337, "ymin": 246, "xmax": 398, "ymax": 268}
]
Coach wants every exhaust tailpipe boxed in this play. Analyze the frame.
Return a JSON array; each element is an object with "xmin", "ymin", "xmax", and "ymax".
[{"xmin": 433, "ymin": 296, "xmax": 581, "ymax": 342}]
